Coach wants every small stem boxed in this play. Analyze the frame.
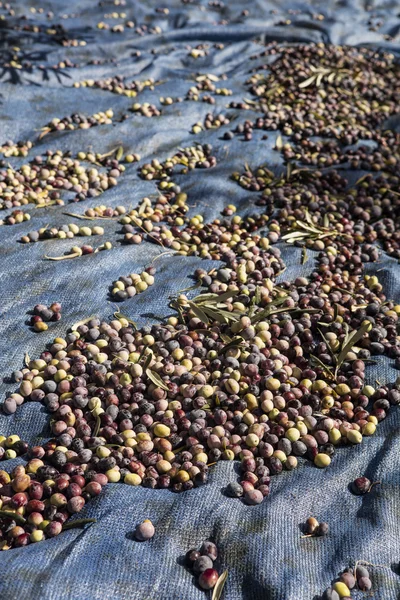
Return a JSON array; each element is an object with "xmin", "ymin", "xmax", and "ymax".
[{"xmin": 368, "ymin": 481, "xmax": 381, "ymax": 493}]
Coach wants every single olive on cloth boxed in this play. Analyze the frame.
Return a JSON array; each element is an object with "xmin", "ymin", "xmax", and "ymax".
[{"xmin": 134, "ymin": 520, "xmax": 155, "ymax": 541}]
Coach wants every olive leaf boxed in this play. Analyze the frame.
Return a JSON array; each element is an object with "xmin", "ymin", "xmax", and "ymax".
[
  {"xmin": 286, "ymin": 161, "xmax": 294, "ymax": 181},
  {"xmin": 310, "ymin": 354, "xmax": 335, "ymax": 380},
  {"xmin": 38, "ymin": 127, "xmax": 51, "ymax": 140},
  {"xmin": 192, "ymin": 289, "xmax": 238, "ymax": 305},
  {"xmin": 63, "ymin": 519, "xmax": 96, "ymax": 530},
  {"xmin": 142, "ymin": 349, "xmax": 154, "ymax": 371},
  {"xmin": 0, "ymin": 511, "xmax": 26, "ymax": 525},
  {"xmin": 113, "ymin": 311, "xmax": 137, "ymax": 329},
  {"xmin": 301, "ymin": 246, "xmax": 308, "ymax": 264},
  {"xmin": 275, "ymin": 134, "xmax": 283, "ymax": 150},
  {"xmin": 282, "ymin": 212, "xmax": 339, "ymax": 245},
  {"xmin": 116, "ymin": 146, "xmax": 124, "ymax": 161},
  {"xmin": 188, "ymin": 301, "xmax": 210, "ymax": 324},
  {"xmin": 220, "ymin": 336, "xmax": 245, "ymax": 352},
  {"xmin": 93, "ymin": 416, "xmax": 101, "ymax": 437},
  {"xmin": 335, "ymin": 321, "xmax": 371, "ymax": 374},
  {"xmin": 212, "ymin": 570, "xmax": 228, "ymax": 600},
  {"xmin": 220, "ymin": 333, "xmax": 233, "ymax": 344},
  {"xmin": 175, "ymin": 280, "xmax": 202, "ymax": 294},
  {"xmin": 298, "ymin": 74, "xmax": 316, "ymax": 88},
  {"xmin": 71, "ymin": 315, "xmax": 98, "ymax": 331},
  {"xmin": 250, "ymin": 295, "xmax": 289, "ymax": 323},
  {"xmin": 146, "ymin": 368, "xmax": 170, "ymax": 391},
  {"xmin": 169, "ymin": 299, "xmax": 185, "ymax": 323},
  {"xmin": 194, "ymin": 329, "xmax": 214, "ymax": 336},
  {"xmin": 200, "ymin": 305, "xmax": 229, "ymax": 324},
  {"xmin": 44, "ymin": 252, "xmax": 81, "ymax": 261},
  {"xmin": 24, "ymin": 353, "xmax": 30, "ymax": 367}
]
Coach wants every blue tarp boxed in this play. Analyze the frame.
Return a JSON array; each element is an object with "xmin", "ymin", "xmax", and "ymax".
[{"xmin": 0, "ymin": 1, "xmax": 400, "ymax": 598}]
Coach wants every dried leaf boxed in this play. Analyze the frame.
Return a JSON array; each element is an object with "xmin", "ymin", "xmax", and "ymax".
[
  {"xmin": 116, "ymin": 146, "xmax": 124, "ymax": 161},
  {"xmin": 327, "ymin": 71, "xmax": 336, "ymax": 83},
  {"xmin": 212, "ymin": 570, "xmax": 228, "ymax": 600},
  {"xmin": 146, "ymin": 368, "xmax": 170, "ymax": 391},
  {"xmin": 71, "ymin": 315, "xmax": 98, "ymax": 331},
  {"xmin": 44, "ymin": 252, "xmax": 81, "ymax": 261},
  {"xmin": 298, "ymin": 74, "xmax": 316, "ymax": 88},
  {"xmin": 38, "ymin": 127, "xmax": 51, "ymax": 140},
  {"xmin": 175, "ymin": 281, "xmax": 202, "ymax": 294},
  {"xmin": 24, "ymin": 353, "xmax": 30, "ymax": 367},
  {"xmin": 355, "ymin": 174, "xmax": 370, "ymax": 186},
  {"xmin": 275, "ymin": 134, "xmax": 283, "ymax": 150},
  {"xmin": 63, "ymin": 212, "xmax": 96, "ymax": 221}
]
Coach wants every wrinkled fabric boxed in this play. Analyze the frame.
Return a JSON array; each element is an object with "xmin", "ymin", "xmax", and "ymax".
[{"xmin": 1, "ymin": 1, "xmax": 400, "ymax": 599}]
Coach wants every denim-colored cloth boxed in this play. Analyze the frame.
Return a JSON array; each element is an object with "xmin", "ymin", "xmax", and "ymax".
[{"xmin": 1, "ymin": 1, "xmax": 400, "ymax": 598}]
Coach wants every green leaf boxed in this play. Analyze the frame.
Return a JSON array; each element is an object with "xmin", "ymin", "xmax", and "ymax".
[
  {"xmin": 250, "ymin": 295, "xmax": 289, "ymax": 323},
  {"xmin": 116, "ymin": 146, "xmax": 124, "ymax": 161},
  {"xmin": 188, "ymin": 301, "xmax": 210, "ymax": 324},
  {"xmin": 286, "ymin": 162, "xmax": 294, "ymax": 181},
  {"xmin": 310, "ymin": 354, "xmax": 335, "ymax": 379},
  {"xmin": 113, "ymin": 311, "xmax": 137, "ymax": 329},
  {"xmin": 200, "ymin": 305, "xmax": 227, "ymax": 324},
  {"xmin": 336, "ymin": 322, "xmax": 371, "ymax": 372},
  {"xmin": 213, "ymin": 288, "xmax": 240, "ymax": 303},
  {"xmin": 0, "ymin": 511, "xmax": 26, "ymax": 525},
  {"xmin": 301, "ymin": 247, "xmax": 308, "ymax": 264},
  {"xmin": 220, "ymin": 333, "xmax": 233, "ymax": 344},
  {"xmin": 93, "ymin": 416, "xmax": 101, "ymax": 437},
  {"xmin": 146, "ymin": 369, "xmax": 170, "ymax": 391},
  {"xmin": 142, "ymin": 349, "xmax": 154, "ymax": 372},
  {"xmin": 212, "ymin": 570, "xmax": 228, "ymax": 600},
  {"xmin": 220, "ymin": 337, "xmax": 245, "ymax": 353},
  {"xmin": 193, "ymin": 288, "xmax": 238, "ymax": 305},
  {"xmin": 63, "ymin": 519, "xmax": 96, "ymax": 531}
]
